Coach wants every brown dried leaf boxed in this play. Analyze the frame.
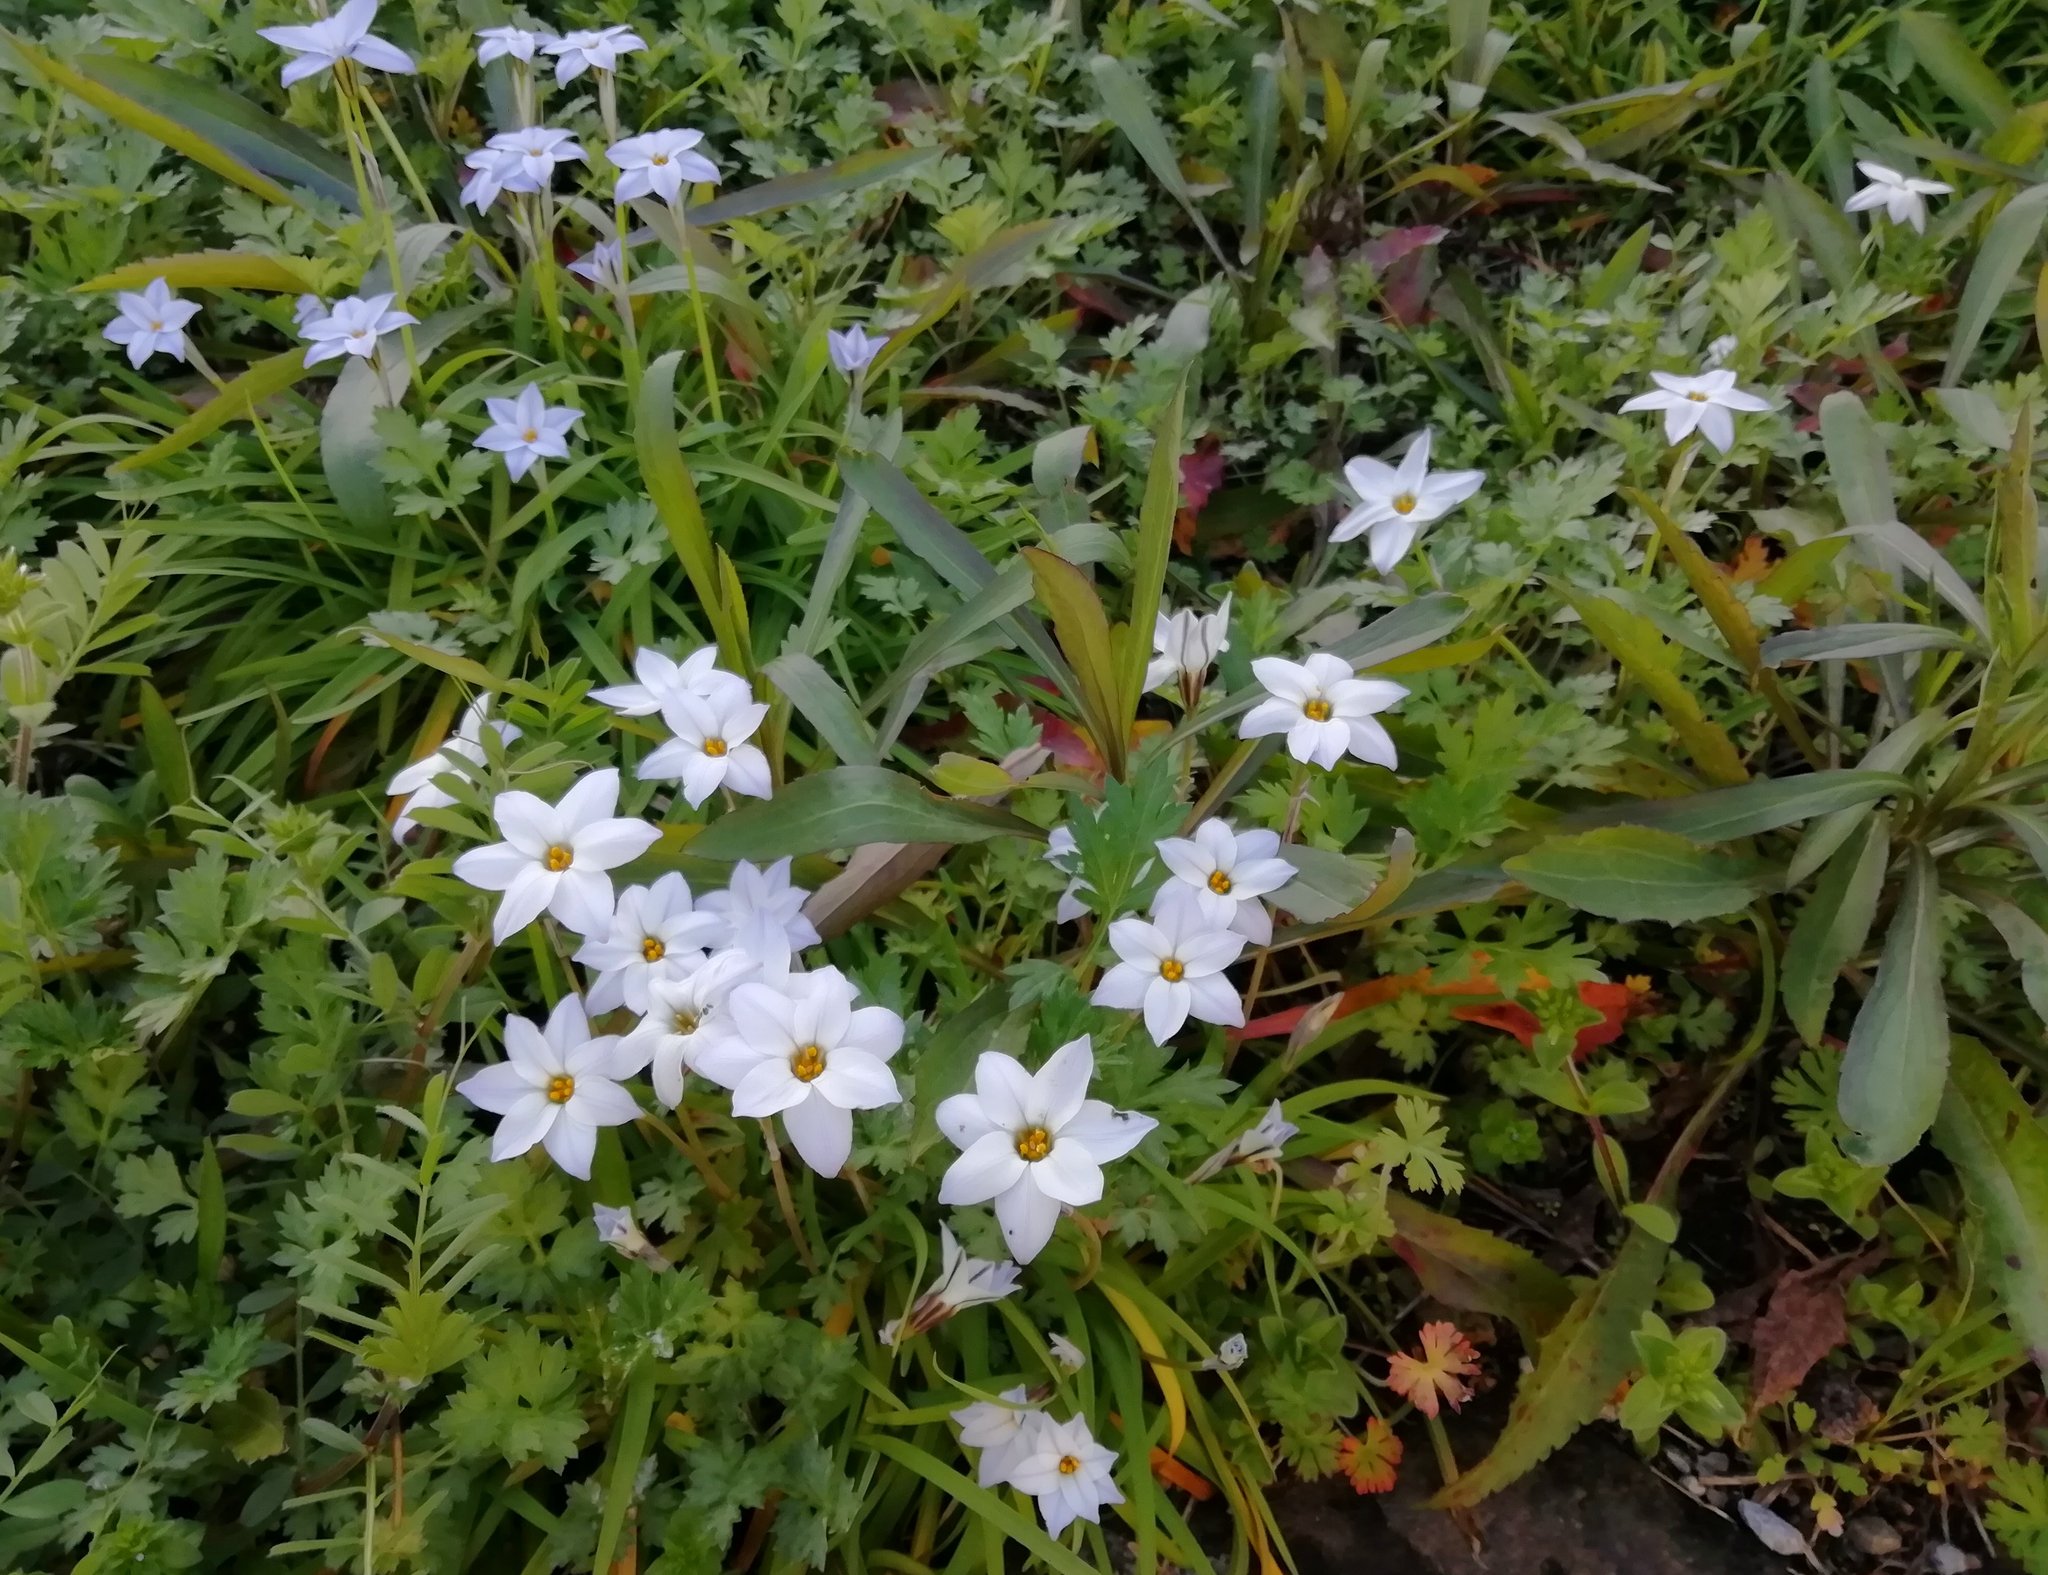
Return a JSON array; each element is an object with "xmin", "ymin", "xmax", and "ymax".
[{"xmin": 1749, "ymin": 1249, "xmax": 1883, "ymax": 1411}]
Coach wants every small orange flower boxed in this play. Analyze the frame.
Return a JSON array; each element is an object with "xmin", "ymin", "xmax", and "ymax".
[
  {"xmin": 1337, "ymin": 1418, "xmax": 1403, "ymax": 1494},
  {"xmin": 1385, "ymin": 1321, "xmax": 1479, "ymax": 1418}
]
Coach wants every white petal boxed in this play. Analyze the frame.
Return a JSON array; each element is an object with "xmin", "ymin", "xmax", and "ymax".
[
  {"xmin": 993, "ymin": 1178, "xmax": 1062, "ymax": 1263},
  {"xmin": 1034, "ymin": 1037, "xmax": 1094, "ymax": 1131},
  {"xmin": 1031, "ymin": 1143, "xmax": 1103, "ymax": 1207},
  {"xmin": 491, "ymin": 865, "xmax": 557, "ymax": 943},
  {"xmin": 452, "ymin": 841, "xmax": 529, "ymax": 892},
  {"xmin": 779, "ymin": 1094, "xmax": 853, "ymax": 1175},
  {"xmin": 457, "ymin": 1060, "xmax": 539, "ymax": 1114},
  {"xmin": 490, "ymin": 1094, "xmax": 557, "ymax": 1161},
  {"xmin": 1142, "ymin": 978, "xmax": 1191, "ymax": 1042},
  {"xmin": 971, "ymin": 1052, "xmax": 1037, "ymax": 1131},
  {"xmin": 540, "ymin": 1112, "xmax": 598, "ymax": 1178},
  {"xmin": 940, "ymin": 1131, "xmax": 1029, "ymax": 1205}
]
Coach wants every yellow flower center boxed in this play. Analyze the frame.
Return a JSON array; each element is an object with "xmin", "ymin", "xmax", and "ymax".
[
  {"xmin": 652, "ymin": 153, "xmax": 669, "ymax": 164},
  {"xmin": 1687, "ymin": 391, "xmax": 1708, "ymax": 402},
  {"xmin": 1207, "ymin": 870, "xmax": 1233, "ymax": 895},
  {"xmin": 545, "ymin": 844, "xmax": 573, "ymax": 872},
  {"xmin": 641, "ymin": 937, "xmax": 666, "ymax": 963},
  {"xmin": 791, "ymin": 1044, "xmax": 826, "ymax": 1082},
  {"xmin": 546, "ymin": 1074, "xmax": 575, "ymax": 1104},
  {"xmin": 521, "ymin": 426, "xmax": 539, "ymax": 442},
  {"xmin": 1392, "ymin": 493, "xmax": 1417, "ymax": 515},
  {"xmin": 1302, "ymin": 698, "xmax": 1333, "ymax": 722},
  {"xmin": 1015, "ymin": 1125, "xmax": 1052, "ymax": 1161},
  {"xmin": 149, "ymin": 319, "xmax": 165, "ymax": 332},
  {"xmin": 703, "ymin": 737, "xmax": 728, "ymax": 758},
  {"xmin": 1057, "ymin": 1455, "xmax": 1081, "ymax": 1476},
  {"xmin": 1159, "ymin": 957, "xmax": 1186, "ymax": 983},
  {"xmin": 672, "ymin": 1008, "xmax": 700, "ymax": 1034}
]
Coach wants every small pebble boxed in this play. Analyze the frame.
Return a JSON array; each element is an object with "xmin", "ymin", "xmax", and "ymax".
[
  {"xmin": 1930, "ymin": 1544, "xmax": 1977, "ymax": 1575},
  {"xmin": 1738, "ymin": 1499, "xmax": 1810, "ymax": 1558},
  {"xmin": 1845, "ymin": 1517, "xmax": 1902, "ymax": 1557}
]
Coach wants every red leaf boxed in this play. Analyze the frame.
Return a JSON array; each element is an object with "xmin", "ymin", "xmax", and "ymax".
[
  {"xmin": 1180, "ymin": 443, "xmax": 1225, "ymax": 515},
  {"xmin": 1750, "ymin": 1250, "xmax": 1884, "ymax": 1411}
]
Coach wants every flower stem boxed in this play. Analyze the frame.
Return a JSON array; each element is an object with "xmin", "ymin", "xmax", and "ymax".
[{"xmin": 760, "ymin": 1119, "xmax": 818, "ymax": 1271}]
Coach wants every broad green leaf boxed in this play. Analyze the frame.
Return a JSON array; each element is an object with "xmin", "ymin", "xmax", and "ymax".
[
  {"xmin": 685, "ymin": 144, "xmax": 939, "ymax": 225},
  {"xmin": 869, "ymin": 561, "xmax": 1035, "ymax": 710},
  {"xmin": 1505, "ymin": 826, "xmax": 1770, "ymax": 922},
  {"xmin": 636, "ymin": 351, "xmax": 747, "ymax": 671},
  {"xmin": 1988, "ymin": 805, "xmax": 2048, "ymax": 881},
  {"xmin": 79, "ymin": 251, "xmax": 319, "ymax": 295},
  {"xmin": 1762, "ymin": 624, "xmax": 1969, "ymax": 665},
  {"xmin": 874, "ymin": 221, "xmax": 1059, "ymax": 376},
  {"xmin": 1988, "ymin": 401, "xmax": 2037, "ymax": 663},
  {"xmin": 1022, "ymin": 547, "xmax": 1125, "ymax": 778},
  {"xmin": 1587, "ymin": 222, "xmax": 1653, "ymax": 309},
  {"xmin": 1432, "ymin": 1222, "xmax": 1666, "ymax": 1506},
  {"xmin": 1561, "ymin": 587, "xmax": 1748, "ymax": 785},
  {"xmin": 1955, "ymin": 881, "xmax": 2048, "ymax": 1024},
  {"xmin": 592, "ymin": 1364, "xmax": 656, "ymax": 1575},
  {"xmin": 1089, "ymin": 54, "xmax": 1234, "ymax": 274},
  {"xmin": 319, "ymin": 359, "xmax": 389, "ymax": 531},
  {"xmin": 688, "ymin": 766, "xmax": 1037, "ymax": 860},
  {"xmin": 1820, "ymin": 389, "xmax": 1897, "ymax": 531},
  {"xmin": 1784, "ymin": 813, "xmax": 1891, "ymax": 1047},
  {"xmin": 1945, "ymin": 184, "xmax": 2048, "ymax": 386},
  {"xmin": 1897, "ymin": 11, "xmax": 2015, "ymax": 133},
  {"xmin": 1275, "ymin": 844, "xmax": 1386, "ymax": 922},
  {"xmin": 1933, "ymin": 1038, "xmax": 2048, "ymax": 1369},
  {"xmin": 114, "ymin": 350, "xmax": 312, "ymax": 473},
  {"xmin": 1764, "ymin": 169, "xmax": 1863, "ymax": 299},
  {"xmin": 1116, "ymin": 372, "xmax": 1188, "ymax": 742},
  {"xmin": 138, "ymin": 680, "xmax": 194, "ymax": 806},
  {"xmin": 1838, "ymin": 850, "xmax": 1949, "ymax": 1165},
  {"xmin": 1788, "ymin": 706, "xmax": 1955, "ymax": 884},
  {"xmin": 764, "ymin": 652, "xmax": 878, "ymax": 767},
  {"xmin": 1564, "ymin": 771, "xmax": 1907, "ymax": 843},
  {"xmin": 1386, "ymin": 1193, "xmax": 1575, "ymax": 1345},
  {"xmin": 13, "ymin": 39, "xmax": 354, "ymax": 208},
  {"xmin": 1841, "ymin": 521, "xmax": 1993, "ymax": 640}
]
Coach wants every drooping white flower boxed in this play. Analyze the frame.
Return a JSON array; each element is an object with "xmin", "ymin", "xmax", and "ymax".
[
  {"xmin": 827, "ymin": 325, "xmax": 889, "ymax": 376},
  {"xmin": 568, "ymin": 240, "xmax": 625, "ymax": 288},
  {"xmin": 1144, "ymin": 595, "xmax": 1230, "ymax": 703},
  {"xmin": 1093, "ymin": 901, "xmax": 1245, "ymax": 1043},
  {"xmin": 259, "ymin": 0, "xmax": 414, "ymax": 86},
  {"xmin": 299, "ymin": 294, "xmax": 419, "ymax": 367},
  {"xmin": 936, "ymin": 1037, "xmax": 1158, "ymax": 1263},
  {"xmin": 951, "ymin": 1388, "xmax": 1040, "ymax": 1489},
  {"xmin": 101, "ymin": 278, "xmax": 199, "ymax": 370},
  {"xmin": 1187, "ymin": 1099, "xmax": 1300, "ymax": 1183},
  {"xmin": 700, "ymin": 858, "xmax": 821, "ymax": 963},
  {"xmin": 589, "ymin": 644, "xmax": 751, "ymax": 718},
  {"xmin": 388, "ymin": 698, "xmax": 522, "ymax": 842},
  {"xmin": 1153, "ymin": 819, "xmax": 1294, "ymax": 945},
  {"xmin": 473, "ymin": 382, "xmax": 582, "ymax": 480},
  {"xmin": 1047, "ymin": 1332, "xmax": 1086, "ymax": 1373},
  {"xmin": 544, "ymin": 24, "xmax": 645, "ymax": 83},
  {"xmin": 882, "ymin": 1224, "xmax": 1023, "ymax": 1345},
  {"xmin": 292, "ymin": 293, "xmax": 325, "ymax": 331},
  {"xmin": 691, "ymin": 966, "xmax": 905, "ymax": 1175},
  {"xmin": 450, "ymin": 766, "xmax": 660, "ymax": 943},
  {"xmin": 1207, "ymin": 1332, "xmax": 1250, "ymax": 1371},
  {"xmin": 639, "ymin": 689, "xmax": 772, "ymax": 807},
  {"xmin": 608, "ymin": 129, "xmax": 719, "ymax": 205},
  {"xmin": 572, "ymin": 873, "xmax": 723, "ymax": 1014},
  {"xmin": 1619, "ymin": 368, "xmax": 1773, "ymax": 454},
  {"xmin": 1043, "ymin": 825, "xmax": 1091, "ymax": 924},
  {"xmin": 1844, "ymin": 159, "xmax": 1951, "ymax": 234},
  {"xmin": 476, "ymin": 25, "xmax": 550, "ymax": 63},
  {"xmin": 1239, "ymin": 653, "xmax": 1405, "ymax": 771},
  {"xmin": 1332, "ymin": 429, "xmax": 1484, "ymax": 574},
  {"xmin": 455, "ymin": 995, "xmax": 642, "ymax": 1179},
  {"xmin": 1008, "ymin": 1414, "xmax": 1123, "ymax": 1537},
  {"xmin": 625, "ymin": 949, "xmax": 762, "ymax": 1108},
  {"xmin": 461, "ymin": 127, "xmax": 586, "ymax": 211},
  {"xmin": 592, "ymin": 1202, "xmax": 637, "ymax": 1244}
]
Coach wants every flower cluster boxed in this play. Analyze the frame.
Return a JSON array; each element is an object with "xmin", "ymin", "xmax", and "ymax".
[{"xmin": 951, "ymin": 1393, "xmax": 1123, "ymax": 1536}]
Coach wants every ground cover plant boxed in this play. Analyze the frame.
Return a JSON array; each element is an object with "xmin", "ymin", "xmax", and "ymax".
[{"xmin": 1, "ymin": 0, "xmax": 2048, "ymax": 1571}]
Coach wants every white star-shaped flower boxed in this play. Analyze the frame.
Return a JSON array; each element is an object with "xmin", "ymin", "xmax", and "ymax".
[
  {"xmin": 1144, "ymin": 594, "xmax": 1230, "ymax": 703},
  {"xmin": 700, "ymin": 857, "xmax": 821, "ymax": 964},
  {"xmin": 461, "ymin": 127, "xmax": 585, "ymax": 211},
  {"xmin": 450, "ymin": 766, "xmax": 660, "ymax": 943},
  {"xmin": 475, "ymin": 25, "xmax": 551, "ymax": 63},
  {"xmin": 952, "ymin": 1388, "xmax": 1040, "ymax": 1488},
  {"xmin": 544, "ymin": 25, "xmax": 645, "ymax": 83},
  {"xmin": 1047, "ymin": 1332, "xmax": 1087, "ymax": 1372},
  {"xmin": 259, "ymin": 0, "xmax": 414, "ymax": 86},
  {"xmin": 639, "ymin": 688, "xmax": 772, "ymax": 807},
  {"xmin": 1092, "ymin": 900, "xmax": 1245, "ymax": 1043},
  {"xmin": 882, "ymin": 1223, "xmax": 1023, "ymax": 1345},
  {"xmin": 1238, "ymin": 652, "xmax": 1405, "ymax": 770},
  {"xmin": 1043, "ymin": 825, "xmax": 1091, "ymax": 924},
  {"xmin": 1152, "ymin": 818, "xmax": 1295, "ymax": 945},
  {"xmin": 692, "ymin": 966, "xmax": 905, "ymax": 1176},
  {"xmin": 572, "ymin": 873, "xmax": 724, "ymax": 1014},
  {"xmin": 387, "ymin": 697, "xmax": 521, "ymax": 841},
  {"xmin": 1332, "ymin": 429, "xmax": 1484, "ymax": 574},
  {"xmin": 1619, "ymin": 368, "xmax": 1774, "ymax": 453},
  {"xmin": 455, "ymin": 995, "xmax": 642, "ymax": 1179},
  {"xmin": 624, "ymin": 949, "xmax": 761, "ymax": 1108},
  {"xmin": 1844, "ymin": 159, "xmax": 1952, "ymax": 234},
  {"xmin": 568, "ymin": 240, "xmax": 625, "ymax": 288},
  {"xmin": 608, "ymin": 129, "xmax": 719, "ymax": 205},
  {"xmin": 589, "ymin": 644, "xmax": 751, "ymax": 718},
  {"xmin": 827, "ymin": 324, "xmax": 889, "ymax": 376},
  {"xmin": 299, "ymin": 293, "xmax": 419, "ymax": 367},
  {"xmin": 101, "ymin": 277, "xmax": 199, "ymax": 371},
  {"xmin": 1008, "ymin": 1414, "xmax": 1123, "ymax": 1536},
  {"xmin": 473, "ymin": 382, "xmax": 582, "ymax": 480},
  {"xmin": 1187, "ymin": 1099, "xmax": 1301, "ymax": 1182},
  {"xmin": 936, "ymin": 1037, "xmax": 1157, "ymax": 1263}
]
